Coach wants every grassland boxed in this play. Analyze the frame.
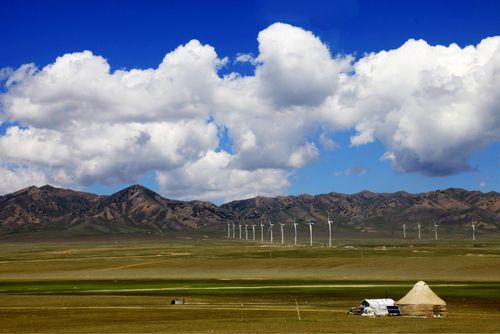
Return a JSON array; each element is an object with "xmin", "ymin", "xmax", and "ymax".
[{"xmin": 0, "ymin": 233, "xmax": 499, "ymax": 333}]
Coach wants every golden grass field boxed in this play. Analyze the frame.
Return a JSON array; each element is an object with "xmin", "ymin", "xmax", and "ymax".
[{"xmin": 0, "ymin": 234, "xmax": 499, "ymax": 333}]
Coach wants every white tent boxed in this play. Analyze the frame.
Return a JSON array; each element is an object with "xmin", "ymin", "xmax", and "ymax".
[
  {"xmin": 397, "ymin": 281, "xmax": 447, "ymax": 317},
  {"xmin": 360, "ymin": 299, "xmax": 395, "ymax": 316}
]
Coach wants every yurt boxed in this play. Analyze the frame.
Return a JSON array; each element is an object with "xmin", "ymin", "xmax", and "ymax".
[{"xmin": 397, "ymin": 281, "xmax": 447, "ymax": 317}]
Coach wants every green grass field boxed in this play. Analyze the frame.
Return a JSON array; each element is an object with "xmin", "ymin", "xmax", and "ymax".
[{"xmin": 1, "ymin": 234, "xmax": 499, "ymax": 333}]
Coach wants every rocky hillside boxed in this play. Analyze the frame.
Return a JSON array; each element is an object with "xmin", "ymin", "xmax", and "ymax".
[
  {"xmin": 222, "ymin": 188, "xmax": 500, "ymax": 232},
  {"xmin": 0, "ymin": 185, "xmax": 230, "ymax": 234},
  {"xmin": 0, "ymin": 185, "xmax": 498, "ymax": 234}
]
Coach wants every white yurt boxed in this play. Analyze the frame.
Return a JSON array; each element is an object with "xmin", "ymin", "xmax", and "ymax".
[{"xmin": 397, "ymin": 281, "xmax": 447, "ymax": 317}]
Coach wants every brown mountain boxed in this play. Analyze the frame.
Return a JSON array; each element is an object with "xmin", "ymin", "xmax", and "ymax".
[
  {"xmin": 0, "ymin": 185, "xmax": 102, "ymax": 232},
  {"xmin": 0, "ymin": 185, "xmax": 230, "ymax": 234},
  {"xmin": 222, "ymin": 188, "xmax": 500, "ymax": 233},
  {"xmin": 0, "ymin": 185, "xmax": 498, "ymax": 235}
]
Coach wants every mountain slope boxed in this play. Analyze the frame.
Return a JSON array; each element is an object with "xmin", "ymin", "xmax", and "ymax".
[
  {"xmin": 87, "ymin": 185, "xmax": 231, "ymax": 231},
  {"xmin": 221, "ymin": 188, "xmax": 500, "ymax": 231},
  {"xmin": 0, "ymin": 185, "xmax": 101, "ymax": 232},
  {"xmin": 0, "ymin": 185, "xmax": 230, "ymax": 233},
  {"xmin": 0, "ymin": 185, "xmax": 498, "ymax": 234}
]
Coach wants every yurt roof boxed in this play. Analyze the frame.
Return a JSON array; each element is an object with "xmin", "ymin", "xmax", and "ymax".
[{"xmin": 397, "ymin": 281, "xmax": 446, "ymax": 306}]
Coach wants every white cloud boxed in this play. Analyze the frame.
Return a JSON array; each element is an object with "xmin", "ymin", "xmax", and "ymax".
[
  {"xmin": 1, "ymin": 41, "xmax": 223, "ymax": 128},
  {"xmin": 319, "ymin": 133, "xmax": 338, "ymax": 151},
  {"xmin": 0, "ymin": 67, "xmax": 14, "ymax": 81},
  {"xmin": 288, "ymin": 143, "xmax": 319, "ymax": 168},
  {"xmin": 0, "ymin": 23, "xmax": 499, "ymax": 200},
  {"xmin": 0, "ymin": 121, "xmax": 219, "ymax": 187},
  {"xmin": 334, "ymin": 37, "xmax": 500, "ymax": 176},
  {"xmin": 0, "ymin": 165, "xmax": 50, "ymax": 194},
  {"xmin": 235, "ymin": 53, "xmax": 258, "ymax": 65},
  {"xmin": 255, "ymin": 23, "xmax": 351, "ymax": 107},
  {"xmin": 156, "ymin": 151, "xmax": 289, "ymax": 202}
]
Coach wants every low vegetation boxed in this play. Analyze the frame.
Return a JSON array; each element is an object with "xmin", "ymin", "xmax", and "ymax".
[{"xmin": 0, "ymin": 235, "xmax": 499, "ymax": 332}]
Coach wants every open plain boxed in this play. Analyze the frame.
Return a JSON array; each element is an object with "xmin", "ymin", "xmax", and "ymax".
[{"xmin": 1, "ymin": 232, "xmax": 499, "ymax": 333}]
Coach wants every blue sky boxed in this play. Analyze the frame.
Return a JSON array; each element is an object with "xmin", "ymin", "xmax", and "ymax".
[{"xmin": 0, "ymin": 0, "xmax": 499, "ymax": 202}]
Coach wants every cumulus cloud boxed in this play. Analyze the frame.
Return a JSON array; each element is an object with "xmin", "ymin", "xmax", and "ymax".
[
  {"xmin": 156, "ymin": 151, "xmax": 290, "ymax": 202},
  {"xmin": 333, "ymin": 37, "xmax": 500, "ymax": 176},
  {"xmin": 1, "ymin": 41, "xmax": 223, "ymax": 128},
  {"xmin": 0, "ymin": 121, "xmax": 218, "ymax": 186},
  {"xmin": 255, "ymin": 23, "xmax": 350, "ymax": 107},
  {"xmin": 0, "ymin": 67, "xmax": 14, "ymax": 81},
  {"xmin": 0, "ymin": 22, "xmax": 499, "ymax": 201},
  {"xmin": 0, "ymin": 165, "xmax": 51, "ymax": 194}
]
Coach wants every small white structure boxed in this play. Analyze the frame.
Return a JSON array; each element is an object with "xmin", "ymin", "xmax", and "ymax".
[
  {"xmin": 360, "ymin": 299, "xmax": 396, "ymax": 316},
  {"xmin": 171, "ymin": 298, "xmax": 185, "ymax": 305}
]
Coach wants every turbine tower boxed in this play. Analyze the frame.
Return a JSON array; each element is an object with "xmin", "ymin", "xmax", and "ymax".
[
  {"xmin": 269, "ymin": 219, "xmax": 274, "ymax": 244},
  {"xmin": 260, "ymin": 219, "xmax": 264, "ymax": 243},
  {"xmin": 227, "ymin": 222, "xmax": 231, "ymax": 239},
  {"xmin": 417, "ymin": 223, "xmax": 421, "ymax": 240},
  {"xmin": 238, "ymin": 224, "xmax": 242, "ymax": 240},
  {"xmin": 244, "ymin": 224, "xmax": 248, "ymax": 240},
  {"xmin": 251, "ymin": 224, "xmax": 256, "ymax": 241},
  {"xmin": 307, "ymin": 221, "xmax": 314, "ymax": 246},
  {"xmin": 434, "ymin": 222, "xmax": 439, "ymax": 240},
  {"xmin": 472, "ymin": 223, "xmax": 476, "ymax": 241},
  {"xmin": 403, "ymin": 224, "xmax": 406, "ymax": 239},
  {"xmin": 293, "ymin": 219, "xmax": 298, "ymax": 246},
  {"xmin": 327, "ymin": 213, "xmax": 333, "ymax": 248},
  {"xmin": 232, "ymin": 223, "xmax": 236, "ymax": 239},
  {"xmin": 279, "ymin": 223, "xmax": 285, "ymax": 245}
]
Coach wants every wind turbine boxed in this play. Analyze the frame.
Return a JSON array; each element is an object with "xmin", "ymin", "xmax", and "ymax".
[
  {"xmin": 244, "ymin": 224, "xmax": 248, "ymax": 240},
  {"xmin": 293, "ymin": 219, "xmax": 298, "ymax": 246},
  {"xmin": 260, "ymin": 219, "xmax": 264, "ymax": 243},
  {"xmin": 232, "ymin": 223, "xmax": 236, "ymax": 239},
  {"xmin": 269, "ymin": 219, "xmax": 274, "ymax": 244},
  {"xmin": 472, "ymin": 223, "xmax": 476, "ymax": 241},
  {"xmin": 417, "ymin": 223, "xmax": 421, "ymax": 240},
  {"xmin": 403, "ymin": 224, "xmax": 406, "ymax": 239},
  {"xmin": 307, "ymin": 221, "xmax": 314, "ymax": 246},
  {"xmin": 327, "ymin": 213, "xmax": 333, "ymax": 247},
  {"xmin": 238, "ymin": 224, "xmax": 242, "ymax": 240},
  {"xmin": 279, "ymin": 223, "xmax": 285, "ymax": 245},
  {"xmin": 434, "ymin": 222, "xmax": 439, "ymax": 240},
  {"xmin": 251, "ymin": 224, "xmax": 256, "ymax": 241}
]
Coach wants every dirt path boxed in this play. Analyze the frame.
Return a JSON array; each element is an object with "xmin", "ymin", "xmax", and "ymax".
[
  {"xmin": 93, "ymin": 260, "xmax": 170, "ymax": 271},
  {"xmin": 79, "ymin": 283, "xmax": 468, "ymax": 293}
]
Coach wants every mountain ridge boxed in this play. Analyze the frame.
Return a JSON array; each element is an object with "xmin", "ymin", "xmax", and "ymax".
[{"xmin": 0, "ymin": 184, "xmax": 498, "ymax": 234}]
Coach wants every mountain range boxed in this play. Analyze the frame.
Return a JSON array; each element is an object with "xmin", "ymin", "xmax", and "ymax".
[{"xmin": 0, "ymin": 184, "xmax": 499, "ymax": 235}]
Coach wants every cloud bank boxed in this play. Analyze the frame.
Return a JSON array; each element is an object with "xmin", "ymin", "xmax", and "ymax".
[{"xmin": 1, "ymin": 23, "xmax": 499, "ymax": 201}]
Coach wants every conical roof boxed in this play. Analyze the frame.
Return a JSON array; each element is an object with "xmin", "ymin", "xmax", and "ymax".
[{"xmin": 397, "ymin": 281, "xmax": 446, "ymax": 306}]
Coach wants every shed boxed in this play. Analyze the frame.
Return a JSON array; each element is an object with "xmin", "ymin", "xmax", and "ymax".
[
  {"xmin": 360, "ymin": 298, "xmax": 396, "ymax": 316},
  {"xmin": 397, "ymin": 281, "xmax": 447, "ymax": 317},
  {"xmin": 170, "ymin": 298, "xmax": 185, "ymax": 305}
]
